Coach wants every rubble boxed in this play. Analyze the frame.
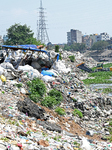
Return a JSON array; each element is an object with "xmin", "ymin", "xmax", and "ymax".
[{"xmin": 0, "ymin": 46, "xmax": 111, "ymax": 149}]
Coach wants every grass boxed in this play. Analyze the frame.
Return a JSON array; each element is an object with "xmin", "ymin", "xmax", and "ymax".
[
  {"xmin": 73, "ymin": 109, "xmax": 83, "ymax": 118},
  {"xmin": 55, "ymin": 107, "xmax": 66, "ymax": 115},
  {"xmin": 53, "ymin": 135, "xmax": 62, "ymax": 141},
  {"xmin": 1, "ymin": 137, "xmax": 9, "ymax": 142},
  {"xmin": 83, "ymin": 63, "xmax": 112, "ymax": 85},
  {"xmin": 15, "ymin": 83, "xmax": 23, "ymax": 88},
  {"xmin": 83, "ymin": 69, "xmax": 112, "ymax": 84},
  {"xmin": 102, "ymin": 88, "xmax": 112, "ymax": 94},
  {"xmin": 104, "ymin": 120, "xmax": 112, "ymax": 142}
]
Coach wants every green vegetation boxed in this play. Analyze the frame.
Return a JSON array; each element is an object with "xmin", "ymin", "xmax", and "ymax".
[
  {"xmin": 109, "ymin": 121, "xmax": 112, "ymax": 126},
  {"xmin": 107, "ymin": 121, "xmax": 112, "ymax": 142},
  {"xmin": 27, "ymin": 78, "xmax": 47, "ymax": 103},
  {"xmin": 49, "ymin": 89, "xmax": 63, "ymax": 104},
  {"xmin": 63, "ymin": 43, "xmax": 86, "ymax": 52},
  {"xmin": 91, "ymin": 41, "xmax": 109, "ymax": 50},
  {"xmin": 59, "ymin": 53, "xmax": 62, "ymax": 60},
  {"xmin": 4, "ymin": 23, "xmax": 45, "ymax": 46},
  {"xmin": 73, "ymin": 109, "xmax": 83, "ymax": 118},
  {"xmin": 26, "ymin": 130, "xmax": 31, "ymax": 135},
  {"xmin": 15, "ymin": 83, "xmax": 23, "ymax": 88},
  {"xmin": 69, "ymin": 55, "xmax": 75, "ymax": 62},
  {"xmin": 55, "ymin": 45, "xmax": 59, "ymax": 52},
  {"xmin": 53, "ymin": 135, "xmax": 62, "ymax": 141},
  {"xmin": 83, "ymin": 70, "xmax": 112, "ymax": 85},
  {"xmin": 55, "ymin": 107, "xmax": 66, "ymax": 115},
  {"xmin": 1, "ymin": 137, "xmax": 9, "ymax": 142},
  {"xmin": 41, "ymin": 89, "xmax": 63, "ymax": 108},
  {"xmin": 102, "ymin": 88, "xmax": 112, "ymax": 94},
  {"xmin": 83, "ymin": 63, "xmax": 112, "ymax": 85},
  {"xmin": 2, "ymin": 91, "xmax": 5, "ymax": 94},
  {"xmin": 42, "ymin": 132, "xmax": 48, "ymax": 137},
  {"xmin": 41, "ymin": 96, "xmax": 57, "ymax": 108},
  {"xmin": 27, "ymin": 78, "xmax": 63, "ymax": 108}
]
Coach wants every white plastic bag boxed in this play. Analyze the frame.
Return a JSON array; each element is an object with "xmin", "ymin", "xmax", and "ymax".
[
  {"xmin": 81, "ymin": 137, "xmax": 92, "ymax": 150},
  {"xmin": 41, "ymin": 75, "xmax": 55, "ymax": 82},
  {"xmin": 51, "ymin": 60, "xmax": 71, "ymax": 73}
]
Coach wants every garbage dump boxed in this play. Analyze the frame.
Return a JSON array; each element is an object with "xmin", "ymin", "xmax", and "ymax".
[{"xmin": 0, "ymin": 45, "xmax": 111, "ymax": 149}]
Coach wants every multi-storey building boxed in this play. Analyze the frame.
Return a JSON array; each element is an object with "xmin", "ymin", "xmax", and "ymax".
[
  {"xmin": 0, "ymin": 35, "xmax": 3, "ymax": 45},
  {"xmin": 100, "ymin": 32, "xmax": 110, "ymax": 41},
  {"xmin": 95, "ymin": 32, "xmax": 110, "ymax": 42},
  {"xmin": 67, "ymin": 29, "xmax": 82, "ymax": 45},
  {"xmin": 67, "ymin": 32, "xmax": 71, "ymax": 45},
  {"xmin": 90, "ymin": 34, "xmax": 98, "ymax": 45},
  {"xmin": 82, "ymin": 35, "xmax": 93, "ymax": 48},
  {"xmin": 3, "ymin": 35, "xmax": 8, "ymax": 43}
]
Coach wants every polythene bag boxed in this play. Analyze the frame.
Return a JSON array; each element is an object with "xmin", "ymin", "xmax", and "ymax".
[
  {"xmin": 41, "ymin": 70, "xmax": 54, "ymax": 77},
  {"xmin": 42, "ymin": 75, "xmax": 55, "ymax": 82}
]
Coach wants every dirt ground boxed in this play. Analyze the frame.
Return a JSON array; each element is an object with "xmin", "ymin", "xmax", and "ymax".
[{"xmin": 37, "ymin": 103, "xmax": 103, "ymax": 142}]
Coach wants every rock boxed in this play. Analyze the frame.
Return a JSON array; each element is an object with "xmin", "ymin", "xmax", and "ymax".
[{"xmin": 17, "ymin": 97, "xmax": 46, "ymax": 120}]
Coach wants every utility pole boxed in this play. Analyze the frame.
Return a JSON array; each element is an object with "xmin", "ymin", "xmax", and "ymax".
[{"xmin": 37, "ymin": 0, "xmax": 50, "ymax": 44}]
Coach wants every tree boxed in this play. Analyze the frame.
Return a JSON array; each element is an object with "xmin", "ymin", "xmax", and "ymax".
[
  {"xmin": 63, "ymin": 43, "xmax": 86, "ymax": 52},
  {"xmin": 63, "ymin": 44, "xmax": 70, "ymax": 51},
  {"xmin": 91, "ymin": 41, "xmax": 109, "ymax": 50},
  {"xmin": 4, "ymin": 23, "xmax": 44, "ymax": 46}
]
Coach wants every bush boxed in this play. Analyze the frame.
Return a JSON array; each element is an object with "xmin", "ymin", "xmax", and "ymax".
[
  {"xmin": 55, "ymin": 45, "xmax": 59, "ymax": 52},
  {"xmin": 109, "ymin": 121, "xmax": 112, "ymax": 126},
  {"xmin": 15, "ymin": 83, "xmax": 22, "ymax": 88},
  {"xmin": 27, "ymin": 78, "xmax": 47, "ymax": 103},
  {"xmin": 41, "ymin": 96, "xmax": 57, "ymax": 108},
  {"xmin": 55, "ymin": 107, "xmax": 66, "ymax": 115},
  {"xmin": 49, "ymin": 89, "xmax": 63, "ymax": 104},
  {"xmin": 73, "ymin": 109, "xmax": 83, "ymax": 118},
  {"xmin": 59, "ymin": 53, "xmax": 62, "ymax": 60},
  {"xmin": 69, "ymin": 55, "xmax": 75, "ymax": 62},
  {"xmin": 41, "ymin": 89, "xmax": 63, "ymax": 108}
]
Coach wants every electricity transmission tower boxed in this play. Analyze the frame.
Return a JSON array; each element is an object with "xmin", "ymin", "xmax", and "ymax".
[{"xmin": 37, "ymin": 0, "xmax": 50, "ymax": 44}]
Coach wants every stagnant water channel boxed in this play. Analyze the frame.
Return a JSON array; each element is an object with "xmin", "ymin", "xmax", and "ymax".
[{"xmin": 89, "ymin": 83, "xmax": 112, "ymax": 96}]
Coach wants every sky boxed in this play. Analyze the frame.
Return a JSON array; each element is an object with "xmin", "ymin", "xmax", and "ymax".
[{"xmin": 0, "ymin": 0, "xmax": 112, "ymax": 44}]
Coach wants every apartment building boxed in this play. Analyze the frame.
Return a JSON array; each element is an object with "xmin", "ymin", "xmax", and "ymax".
[
  {"xmin": 67, "ymin": 29, "xmax": 82, "ymax": 45},
  {"xmin": 82, "ymin": 35, "xmax": 93, "ymax": 48},
  {"xmin": 0, "ymin": 35, "xmax": 3, "ymax": 45},
  {"xmin": 100, "ymin": 32, "xmax": 110, "ymax": 41}
]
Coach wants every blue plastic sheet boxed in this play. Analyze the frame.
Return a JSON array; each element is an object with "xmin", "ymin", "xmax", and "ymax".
[{"xmin": 41, "ymin": 70, "xmax": 54, "ymax": 77}]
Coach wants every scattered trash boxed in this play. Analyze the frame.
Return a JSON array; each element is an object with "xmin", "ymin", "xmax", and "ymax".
[{"xmin": 0, "ymin": 45, "xmax": 111, "ymax": 149}]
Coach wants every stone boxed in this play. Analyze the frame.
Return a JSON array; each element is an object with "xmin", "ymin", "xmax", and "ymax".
[{"xmin": 17, "ymin": 97, "xmax": 46, "ymax": 120}]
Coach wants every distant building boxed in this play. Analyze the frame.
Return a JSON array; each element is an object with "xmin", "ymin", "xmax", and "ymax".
[
  {"xmin": 67, "ymin": 29, "xmax": 82, "ymax": 45},
  {"xmin": 0, "ymin": 35, "xmax": 3, "ymax": 45},
  {"xmin": 95, "ymin": 32, "xmax": 110, "ymax": 42},
  {"xmin": 82, "ymin": 35, "xmax": 93, "ymax": 48},
  {"xmin": 67, "ymin": 32, "xmax": 71, "ymax": 45},
  {"xmin": 90, "ymin": 34, "xmax": 98, "ymax": 45},
  {"xmin": 3, "ymin": 35, "xmax": 8, "ymax": 43},
  {"xmin": 100, "ymin": 32, "xmax": 110, "ymax": 41}
]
